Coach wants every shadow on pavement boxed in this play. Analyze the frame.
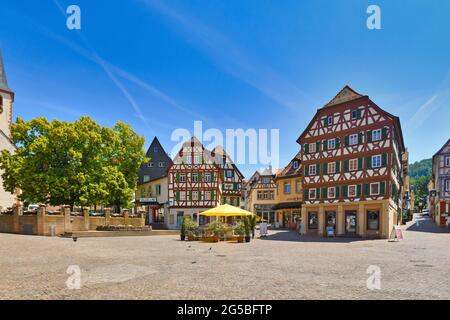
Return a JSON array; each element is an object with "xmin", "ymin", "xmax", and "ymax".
[
  {"xmin": 406, "ymin": 216, "xmax": 450, "ymax": 234},
  {"xmin": 258, "ymin": 230, "xmax": 370, "ymax": 243}
]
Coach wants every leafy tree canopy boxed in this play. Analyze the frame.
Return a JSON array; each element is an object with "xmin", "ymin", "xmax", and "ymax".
[{"xmin": 0, "ymin": 116, "xmax": 147, "ymax": 209}]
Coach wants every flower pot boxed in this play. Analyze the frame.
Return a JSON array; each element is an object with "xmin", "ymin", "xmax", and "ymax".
[
  {"xmin": 213, "ymin": 235, "xmax": 219, "ymax": 242},
  {"xmin": 245, "ymin": 235, "xmax": 251, "ymax": 242},
  {"xmin": 237, "ymin": 236, "xmax": 244, "ymax": 243},
  {"xmin": 187, "ymin": 235, "xmax": 195, "ymax": 241},
  {"xmin": 180, "ymin": 235, "xmax": 186, "ymax": 241}
]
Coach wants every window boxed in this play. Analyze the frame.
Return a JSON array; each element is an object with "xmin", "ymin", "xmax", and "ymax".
[
  {"xmin": 263, "ymin": 191, "xmax": 268, "ymax": 199},
  {"xmin": 327, "ymin": 139, "xmax": 336, "ymax": 150},
  {"xmin": 192, "ymin": 173, "xmax": 199, "ymax": 182},
  {"xmin": 445, "ymin": 156, "xmax": 450, "ymax": 167},
  {"xmin": 293, "ymin": 161, "xmax": 299, "ymax": 169},
  {"xmin": 184, "ymin": 156, "xmax": 192, "ymax": 164},
  {"xmin": 158, "ymin": 162, "xmax": 165, "ymax": 167},
  {"xmin": 446, "ymin": 179, "xmax": 450, "ymax": 191},
  {"xmin": 328, "ymin": 187, "xmax": 336, "ymax": 198},
  {"xmin": 204, "ymin": 191, "xmax": 211, "ymax": 200},
  {"xmin": 309, "ymin": 189, "xmax": 316, "ymax": 199},
  {"xmin": 143, "ymin": 175, "xmax": 150, "ymax": 182},
  {"xmin": 309, "ymin": 165, "xmax": 317, "ymax": 176},
  {"xmin": 269, "ymin": 191, "xmax": 274, "ymax": 199},
  {"xmin": 296, "ymin": 179, "xmax": 302, "ymax": 193},
  {"xmin": 257, "ymin": 191, "xmax": 262, "ymax": 200},
  {"xmin": 308, "ymin": 212, "xmax": 318, "ymax": 229},
  {"xmin": 194, "ymin": 155, "xmax": 202, "ymax": 164},
  {"xmin": 204, "ymin": 172, "xmax": 211, "ymax": 182},
  {"xmin": 349, "ymin": 159, "xmax": 358, "ymax": 171},
  {"xmin": 155, "ymin": 184, "xmax": 161, "ymax": 196},
  {"xmin": 351, "ymin": 109, "xmax": 358, "ymax": 120},
  {"xmin": 327, "ymin": 116, "xmax": 333, "ymax": 126},
  {"xmin": 284, "ymin": 182, "xmax": 291, "ymax": 194},
  {"xmin": 180, "ymin": 191, "xmax": 186, "ymax": 201},
  {"xmin": 370, "ymin": 183, "xmax": 380, "ymax": 195},
  {"xmin": 372, "ymin": 155, "xmax": 382, "ymax": 168},
  {"xmin": 226, "ymin": 170, "xmax": 233, "ymax": 178},
  {"xmin": 349, "ymin": 134, "xmax": 358, "ymax": 146},
  {"xmin": 153, "ymin": 147, "xmax": 158, "ymax": 153},
  {"xmin": 148, "ymin": 162, "xmax": 154, "ymax": 167},
  {"xmin": 309, "ymin": 143, "xmax": 316, "ymax": 153},
  {"xmin": 348, "ymin": 185, "xmax": 357, "ymax": 197},
  {"xmin": 372, "ymin": 129, "xmax": 382, "ymax": 141},
  {"xmin": 367, "ymin": 210, "xmax": 380, "ymax": 230},
  {"xmin": 179, "ymin": 174, "xmax": 186, "ymax": 183},
  {"xmin": 262, "ymin": 177, "xmax": 270, "ymax": 184},
  {"xmin": 192, "ymin": 191, "xmax": 198, "ymax": 200},
  {"xmin": 328, "ymin": 162, "xmax": 336, "ymax": 174},
  {"xmin": 169, "ymin": 214, "xmax": 175, "ymax": 225}
]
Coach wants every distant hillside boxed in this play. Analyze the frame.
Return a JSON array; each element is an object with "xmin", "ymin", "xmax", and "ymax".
[{"xmin": 409, "ymin": 158, "xmax": 432, "ymax": 180}]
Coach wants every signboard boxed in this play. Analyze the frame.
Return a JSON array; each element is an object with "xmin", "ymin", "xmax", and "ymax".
[
  {"xmin": 389, "ymin": 225, "xmax": 403, "ymax": 241},
  {"xmin": 139, "ymin": 198, "xmax": 157, "ymax": 203},
  {"xmin": 326, "ymin": 226, "xmax": 334, "ymax": 237}
]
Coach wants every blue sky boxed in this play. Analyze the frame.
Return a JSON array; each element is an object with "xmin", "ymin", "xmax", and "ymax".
[{"xmin": 1, "ymin": 0, "xmax": 450, "ymax": 178}]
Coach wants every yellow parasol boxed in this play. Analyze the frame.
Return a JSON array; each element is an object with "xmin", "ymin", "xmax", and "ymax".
[{"xmin": 199, "ymin": 204, "xmax": 256, "ymax": 217}]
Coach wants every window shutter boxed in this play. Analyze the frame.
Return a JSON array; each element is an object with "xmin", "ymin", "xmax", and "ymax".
[
  {"xmin": 304, "ymin": 189, "xmax": 309, "ymax": 201},
  {"xmin": 316, "ymin": 188, "xmax": 321, "ymax": 199},
  {"xmin": 199, "ymin": 192, "xmax": 202, "ymax": 200},
  {"xmin": 366, "ymin": 157, "xmax": 372, "ymax": 169},
  {"xmin": 211, "ymin": 172, "xmax": 214, "ymax": 182},
  {"xmin": 336, "ymin": 186, "xmax": 340, "ymax": 198},
  {"xmin": 380, "ymin": 181, "xmax": 386, "ymax": 195},
  {"xmin": 357, "ymin": 184, "xmax": 362, "ymax": 196},
  {"xmin": 364, "ymin": 184, "xmax": 370, "ymax": 196},
  {"xmin": 358, "ymin": 158, "xmax": 363, "ymax": 170},
  {"xmin": 237, "ymin": 197, "xmax": 240, "ymax": 206},
  {"xmin": 316, "ymin": 141, "xmax": 321, "ymax": 152},
  {"xmin": 382, "ymin": 154, "xmax": 387, "ymax": 167},
  {"xmin": 305, "ymin": 165, "xmax": 309, "ymax": 177},
  {"xmin": 336, "ymin": 161, "xmax": 341, "ymax": 172},
  {"xmin": 344, "ymin": 160, "xmax": 349, "ymax": 172},
  {"xmin": 323, "ymin": 163, "xmax": 328, "ymax": 175},
  {"xmin": 382, "ymin": 127, "xmax": 388, "ymax": 140},
  {"xmin": 322, "ymin": 118, "xmax": 327, "ymax": 126},
  {"xmin": 344, "ymin": 135, "xmax": 349, "ymax": 146},
  {"xmin": 198, "ymin": 172, "xmax": 202, "ymax": 181},
  {"xmin": 189, "ymin": 191, "xmax": 192, "ymax": 200},
  {"xmin": 343, "ymin": 185, "xmax": 348, "ymax": 197},
  {"xmin": 336, "ymin": 137, "xmax": 340, "ymax": 147},
  {"xmin": 176, "ymin": 191, "xmax": 180, "ymax": 201},
  {"xmin": 358, "ymin": 132, "xmax": 363, "ymax": 144},
  {"xmin": 304, "ymin": 144, "xmax": 309, "ymax": 154},
  {"xmin": 322, "ymin": 187, "xmax": 327, "ymax": 199},
  {"xmin": 222, "ymin": 196, "xmax": 226, "ymax": 204},
  {"xmin": 367, "ymin": 130, "xmax": 372, "ymax": 143},
  {"xmin": 323, "ymin": 141, "xmax": 328, "ymax": 151},
  {"xmin": 211, "ymin": 190, "xmax": 215, "ymax": 200},
  {"xmin": 176, "ymin": 173, "xmax": 180, "ymax": 182},
  {"xmin": 316, "ymin": 164, "xmax": 321, "ymax": 175}
]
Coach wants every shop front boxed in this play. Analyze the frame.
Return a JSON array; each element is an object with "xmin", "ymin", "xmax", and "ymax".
[
  {"xmin": 137, "ymin": 197, "xmax": 165, "ymax": 226},
  {"xmin": 273, "ymin": 202, "xmax": 302, "ymax": 230}
]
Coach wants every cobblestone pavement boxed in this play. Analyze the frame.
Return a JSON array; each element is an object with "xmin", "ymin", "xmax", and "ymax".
[{"xmin": 1, "ymin": 215, "xmax": 449, "ymax": 300}]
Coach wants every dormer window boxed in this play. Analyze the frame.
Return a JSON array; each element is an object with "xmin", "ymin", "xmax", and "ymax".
[
  {"xmin": 153, "ymin": 147, "xmax": 158, "ymax": 152},
  {"xmin": 293, "ymin": 161, "xmax": 299, "ymax": 169}
]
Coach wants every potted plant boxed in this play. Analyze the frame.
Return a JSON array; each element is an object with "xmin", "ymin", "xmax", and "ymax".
[
  {"xmin": 243, "ymin": 217, "xmax": 251, "ymax": 242},
  {"xmin": 249, "ymin": 215, "xmax": 256, "ymax": 238},
  {"xmin": 204, "ymin": 221, "xmax": 220, "ymax": 242},
  {"xmin": 183, "ymin": 216, "xmax": 197, "ymax": 241},
  {"xmin": 234, "ymin": 221, "xmax": 245, "ymax": 243}
]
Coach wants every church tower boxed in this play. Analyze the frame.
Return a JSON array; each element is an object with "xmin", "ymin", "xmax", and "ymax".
[{"xmin": 0, "ymin": 49, "xmax": 17, "ymax": 210}]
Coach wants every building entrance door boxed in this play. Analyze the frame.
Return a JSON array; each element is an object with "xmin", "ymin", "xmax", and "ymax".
[
  {"xmin": 345, "ymin": 211, "xmax": 357, "ymax": 235},
  {"xmin": 325, "ymin": 211, "xmax": 336, "ymax": 235}
]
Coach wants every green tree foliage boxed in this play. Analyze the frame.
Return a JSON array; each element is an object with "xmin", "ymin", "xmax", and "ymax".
[
  {"xmin": 409, "ymin": 158, "xmax": 432, "ymax": 207},
  {"xmin": 0, "ymin": 117, "xmax": 147, "ymax": 209}
]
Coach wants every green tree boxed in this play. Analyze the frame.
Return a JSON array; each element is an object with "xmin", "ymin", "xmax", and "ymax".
[{"xmin": 0, "ymin": 116, "xmax": 146, "ymax": 209}]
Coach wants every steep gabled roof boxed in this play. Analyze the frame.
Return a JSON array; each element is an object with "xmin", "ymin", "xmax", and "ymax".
[
  {"xmin": 276, "ymin": 152, "xmax": 302, "ymax": 178},
  {"xmin": 323, "ymin": 85, "xmax": 366, "ymax": 108},
  {"xmin": 434, "ymin": 138, "xmax": 450, "ymax": 157},
  {"xmin": 172, "ymin": 136, "xmax": 216, "ymax": 164},
  {"xmin": 137, "ymin": 136, "xmax": 173, "ymax": 184},
  {"xmin": 211, "ymin": 145, "xmax": 244, "ymax": 179},
  {"xmin": 0, "ymin": 49, "xmax": 11, "ymax": 92}
]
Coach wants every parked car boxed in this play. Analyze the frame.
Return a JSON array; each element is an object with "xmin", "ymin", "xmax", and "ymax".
[
  {"xmin": 27, "ymin": 204, "xmax": 39, "ymax": 212},
  {"xmin": 421, "ymin": 209, "xmax": 430, "ymax": 217}
]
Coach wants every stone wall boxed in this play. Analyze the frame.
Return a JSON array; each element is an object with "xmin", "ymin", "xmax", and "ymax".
[{"xmin": 0, "ymin": 206, "xmax": 145, "ymax": 236}]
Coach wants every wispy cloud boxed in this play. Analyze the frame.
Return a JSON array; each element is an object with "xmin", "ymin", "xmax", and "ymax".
[{"xmin": 141, "ymin": 0, "xmax": 316, "ymax": 111}]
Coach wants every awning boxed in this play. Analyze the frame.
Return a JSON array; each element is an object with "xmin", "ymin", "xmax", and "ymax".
[
  {"xmin": 199, "ymin": 204, "xmax": 256, "ymax": 217},
  {"xmin": 272, "ymin": 202, "xmax": 302, "ymax": 210}
]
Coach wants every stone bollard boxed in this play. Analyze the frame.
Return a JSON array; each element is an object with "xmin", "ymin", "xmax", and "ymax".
[
  {"xmin": 37, "ymin": 205, "xmax": 46, "ymax": 236},
  {"xmin": 83, "ymin": 207, "xmax": 89, "ymax": 231},
  {"xmin": 104, "ymin": 208, "xmax": 111, "ymax": 226},
  {"xmin": 63, "ymin": 205, "xmax": 72, "ymax": 234},
  {"xmin": 123, "ymin": 209, "xmax": 129, "ymax": 225}
]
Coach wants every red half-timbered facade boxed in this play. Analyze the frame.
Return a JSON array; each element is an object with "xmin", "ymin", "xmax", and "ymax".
[{"xmin": 297, "ymin": 86, "xmax": 407, "ymax": 238}]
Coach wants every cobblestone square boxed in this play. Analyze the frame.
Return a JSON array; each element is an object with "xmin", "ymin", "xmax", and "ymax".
[{"xmin": 0, "ymin": 216, "xmax": 449, "ymax": 300}]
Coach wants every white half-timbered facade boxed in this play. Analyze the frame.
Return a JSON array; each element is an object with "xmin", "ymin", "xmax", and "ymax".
[{"xmin": 430, "ymin": 139, "xmax": 450, "ymax": 227}]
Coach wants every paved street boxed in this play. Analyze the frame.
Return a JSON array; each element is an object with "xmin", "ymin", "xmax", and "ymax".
[{"xmin": 0, "ymin": 214, "xmax": 449, "ymax": 300}]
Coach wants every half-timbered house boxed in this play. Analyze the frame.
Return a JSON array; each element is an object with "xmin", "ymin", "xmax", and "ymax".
[
  {"xmin": 167, "ymin": 137, "xmax": 221, "ymax": 229},
  {"xmin": 245, "ymin": 166, "xmax": 277, "ymax": 224},
  {"xmin": 430, "ymin": 139, "xmax": 450, "ymax": 227},
  {"xmin": 297, "ymin": 86, "xmax": 408, "ymax": 238}
]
